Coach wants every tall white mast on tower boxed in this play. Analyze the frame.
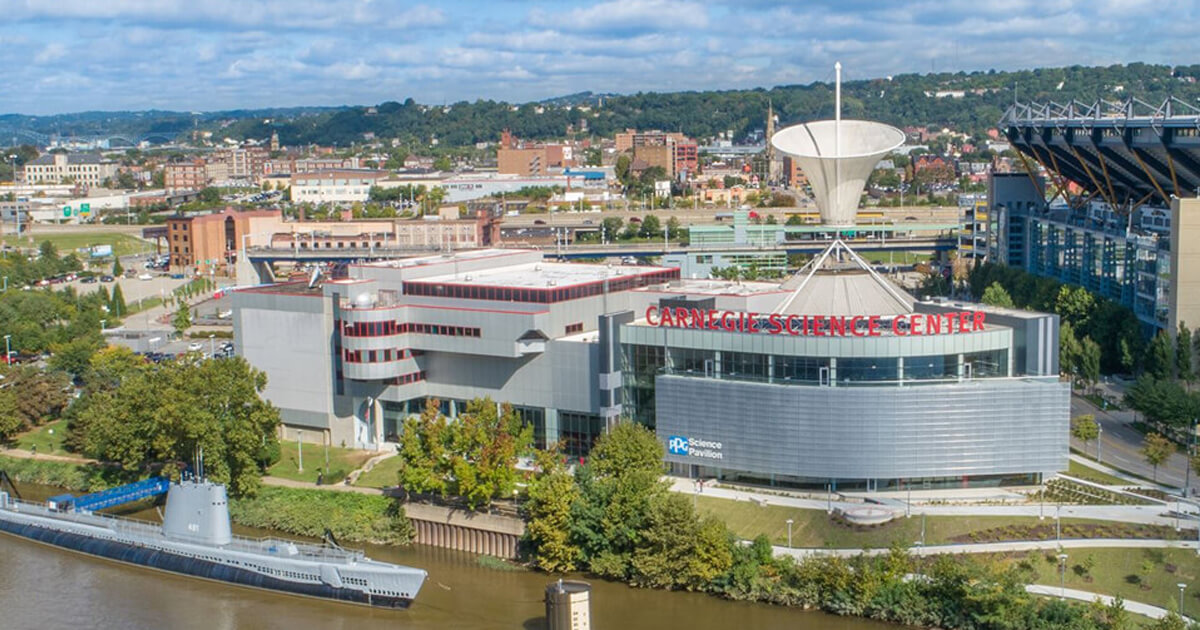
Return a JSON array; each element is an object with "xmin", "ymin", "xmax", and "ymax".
[{"xmin": 834, "ymin": 61, "xmax": 842, "ymax": 220}]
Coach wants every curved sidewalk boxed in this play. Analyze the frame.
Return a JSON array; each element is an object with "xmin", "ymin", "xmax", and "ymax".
[
  {"xmin": 773, "ymin": 537, "xmax": 1200, "ymax": 559},
  {"xmin": 1026, "ymin": 584, "xmax": 1189, "ymax": 622},
  {"xmin": 669, "ymin": 477, "xmax": 1195, "ymax": 528}
]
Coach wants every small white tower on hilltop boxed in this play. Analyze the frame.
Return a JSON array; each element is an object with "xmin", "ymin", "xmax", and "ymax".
[{"xmin": 770, "ymin": 62, "xmax": 904, "ymax": 227}]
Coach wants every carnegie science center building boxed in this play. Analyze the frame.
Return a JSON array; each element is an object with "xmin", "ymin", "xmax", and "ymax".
[{"xmin": 234, "ymin": 106, "xmax": 1069, "ymax": 491}]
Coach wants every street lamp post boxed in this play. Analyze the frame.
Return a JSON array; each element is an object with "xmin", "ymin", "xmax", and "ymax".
[
  {"xmin": 1180, "ymin": 583, "xmax": 1188, "ymax": 618},
  {"xmin": 208, "ymin": 333, "xmax": 216, "ymax": 359},
  {"xmin": 1058, "ymin": 553, "xmax": 1069, "ymax": 599},
  {"xmin": 920, "ymin": 512, "xmax": 927, "ymax": 548},
  {"xmin": 9, "ymin": 155, "xmax": 19, "ymax": 237},
  {"xmin": 297, "ymin": 430, "xmax": 303, "ymax": 473},
  {"xmin": 1040, "ymin": 478, "xmax": 1045, "ymax": 521},
  {"xmin": 826, "ymin": 483, "xmax": 833, "ymax": 514},
  {"xmin": 786, "ymin": 518, "xmax": 794, "ymax": 549},
  {"xmin": 1097, "ymin": 423, "xmax": 1103, "ymax": 465},
  {"xmin": 3, "ymin": 334, "xmax": 10, "ymax": 365}
]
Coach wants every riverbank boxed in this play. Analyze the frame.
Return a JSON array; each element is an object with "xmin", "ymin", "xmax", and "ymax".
[
  {"xmin": 0, "ymin": 454, "xmax": 414, "ymax": 547},
  {"xmin": 3, "ymin": 453, "xmax": 1189, "ymax": 628}
]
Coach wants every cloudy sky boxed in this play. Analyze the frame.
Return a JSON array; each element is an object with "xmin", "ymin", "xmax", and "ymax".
[{"xmin": 2, "ymin": 0, "xmax": 1195, "ymax": 115}]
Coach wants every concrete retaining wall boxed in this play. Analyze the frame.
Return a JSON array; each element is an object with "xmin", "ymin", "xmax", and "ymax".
[{"xmin": 404, "ymin": 502, "xmax": 525, "ymax": 559}]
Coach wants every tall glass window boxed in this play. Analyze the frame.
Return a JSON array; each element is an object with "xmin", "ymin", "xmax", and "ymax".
[
  {"xmin": 559, "ymin": 411, "xmax": 604, "ymax": 459},
  {"xmin": 905, "ymin": 355, "xmax": 959, "ymax": 380},
  {"xmin": 837, "ymin": 358, "xmax": 898, "ymax": 384}
]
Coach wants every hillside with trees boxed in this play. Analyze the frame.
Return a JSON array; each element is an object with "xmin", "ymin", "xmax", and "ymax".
[{"xmin": 7, "ymin": 63, "xmax": 1200, "ymax": 150}]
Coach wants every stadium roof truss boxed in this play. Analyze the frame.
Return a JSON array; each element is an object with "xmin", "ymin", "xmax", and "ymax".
[{"xmin": 1000, "ymin": 97, "xmax": 1200, "ymax": 211}]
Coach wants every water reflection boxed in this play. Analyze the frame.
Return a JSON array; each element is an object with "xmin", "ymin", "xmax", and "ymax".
[{"xmin": 0, "ymin": 483, "xmax": 888, "ymax": 630}]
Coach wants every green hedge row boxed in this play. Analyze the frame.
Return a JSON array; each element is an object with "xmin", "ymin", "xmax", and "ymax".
[{"xmin": 228, "ymin": 486, "xmax": 414, "ymax": 546}]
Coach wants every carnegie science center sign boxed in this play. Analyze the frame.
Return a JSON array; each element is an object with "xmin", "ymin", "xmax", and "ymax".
[{"xmin": 644, "ymin": 305, "xmax": 988, "ymax": 337}]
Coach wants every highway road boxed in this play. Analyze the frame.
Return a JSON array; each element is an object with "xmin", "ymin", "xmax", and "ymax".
[{"xmin": 1070, "ymin": 387, "xmax": 1193, "ymax": 491}]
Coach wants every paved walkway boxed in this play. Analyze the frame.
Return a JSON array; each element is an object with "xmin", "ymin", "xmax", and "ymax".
[
  {"xmin": 668, "ymin": 477, "xmax": 1197, "ymax": 528},
  {"xmin": 771, "ymin": 537, "xmax": 1200, "ymax": 559},
  {"xmin": 0, "ymin": 447, "xmax": 94, "ymax": 465},
  {"xmin": 261, "ymin": 475, "xmax": 381, "ymax": 495},
  {"xmin": 1071, "ymin": 392, "xmax": 1192, "ymax": 490},
  {"xmin": 1025, "ymin": 584, "xmax": 1188, "ymax": 621}
]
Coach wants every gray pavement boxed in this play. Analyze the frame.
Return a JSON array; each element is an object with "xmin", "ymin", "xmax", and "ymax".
[
  {"xmin": 772, "ymin": 537, "xmax": 1200, "ymax": 559},
  {"xmin": 1071, "ymin": 390, "xmax": 1193, "ymax": 491},
  {"xmin": 668, "ymin": 477, "xmax": 1200, "ymax": 529},
  {"xmin": 1025, "ymin": 584, "xmax": 1188, "ymax": 621}
]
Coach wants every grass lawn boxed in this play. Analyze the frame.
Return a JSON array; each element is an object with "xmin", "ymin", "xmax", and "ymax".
[
  {"xmin": 694, "ymin": 495, "xmax": 1185, "ymax": 549},
  {"xmin": 862, "ymin": 251, "xmax": 933, "ymax": 265},
  {"xmin": 125, "ymin": 295, "xmax": 163, "ymax": 315},
  {"xmin": 1066, "ymin": 459, "xmax": 1130, "ymax": 486},
  {"xmin": 13, "ymin": 419, "xmax": 70, "ymax": 455},
  {"xmin": 353, "ymin": 452, "xmax": 402, "ymax": 488},
  {"xmin": 267, "ymin": 443, "xmax": 375, "ymax": 485},
  {"xmin": 4, "ymin": 232, "xmax": 151, "ymax": 259},
  {"xmin": 992, "ymin": 547, "xmax": 1200, "ymax": 615}
]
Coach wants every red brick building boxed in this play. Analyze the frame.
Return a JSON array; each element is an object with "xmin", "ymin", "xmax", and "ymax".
[{"xmin": 165, "ymin": 159, "xmax": 208, "ymax": 192}]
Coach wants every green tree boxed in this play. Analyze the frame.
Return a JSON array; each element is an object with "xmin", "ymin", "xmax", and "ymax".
[
  {"xmin": 524, "ymin": 448, "xmax": 581, "ymax": 572},
  {"xmin": 1080, "ymin": 336, "xmax": 1101, "ymax": 393},
  {"xmin": 433, "ymin": 156, "xmax": 453, "ymax": 171},
  {"xmin": 1145, "ymin": 330, "xmax": 1175, "ymax": 380},
  {"xmin": 1071, "ymin": 414, "xmax": 1099, "ymax": 457},
  {"xmin": 396, "ymin": 399, "xmax": 451, "ymax": 497},
  {"xmin": 173, "ymin": 301, "xmax": 191, "ymax": 336},
  {"xmin": 639, "ymin": 215, "xmax": 662, "ymax": 239},
  {"xmin": 600, "ymin": 217, "xmax": 623, "ymax": 242},
  {"xmin": 980, "ymin": 282, "xmax": 1015, "ymax": 309},
  {"xmin": 1141, "ymin": 432, "xmax": 1174, "ymax": 482},
  {"xmin": 113, "ymin": 258, "xmax": 123, "ymax": 277},
  {"xmin": 615, "ymin": 154, "xmax": 632, "ymax": 184},
  {"xmin": 1177, "ymin": 323, "xmax": 1195, "ymax": 386},
  {"xmin": 48, "ymin": 334, "xmax": 105, "ymax": 380},
  {"xmin": 1059, "ymin": 321, "xmax": 1083, "ymax": 384},
  {"xmin": 198, "ymin": 187, "xmax": 221, "ymax": 204},
  {"xmin": 109, "ymin": 283, "xmax": 127, "ymax": 318},
  {"xmin": 665, "ymin": 216, "xmax": 682, "ymax": 241},
  {"xmin": 572, "ymin": 422, "xmax": 666, "ymax": 579},
  {"xmin": 449, "ymin": 398, "xmax": 532, "ymax": 509},
  {"xmin": 78, "ymin": 357, "xmax": 281, "ymax": 496},
  {"xmin": 5, "ymin": 367, "xmax": 70, "ymax": 430},
  {"xmin": 0, "ymin": 388, "xmax": 21, "ymax": 443},
  {"xmin": 630, "ymin": 492, "xmax": 732, "ymax": 590},
  {"xmin": 1055, "ymin": 285, "xmax": 1095, "ymax": 328}
]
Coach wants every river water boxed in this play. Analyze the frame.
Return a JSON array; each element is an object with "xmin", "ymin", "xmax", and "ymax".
[{"xmin": 0, "ymin": 483, "xmax": 888, "ymax": 630}]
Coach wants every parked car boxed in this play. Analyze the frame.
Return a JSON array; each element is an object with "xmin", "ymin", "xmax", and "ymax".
[
  {"xmin": 138, "ymin": 273, "xmax": 153, "ymax": 281},
  {"xmin": 187, "ymin": 342, "xmax": 203, "ymax": 352},
  {"xmin": 80, "ymin": 276, "xmax": 97, "ymax": 284},
  {"xmin": 99, "ymin": 275, "xmax": 114, "ymax": 283}
]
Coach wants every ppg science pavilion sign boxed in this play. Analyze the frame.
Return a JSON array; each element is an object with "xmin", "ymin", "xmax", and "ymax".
[{"xmin": 645, "ymin": 306, "xmax": 987, "ymax": 337}]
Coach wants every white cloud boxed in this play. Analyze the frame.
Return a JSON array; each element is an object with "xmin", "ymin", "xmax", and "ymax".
[{"xmin": 0, "ymin": 0, "xmax": 1197, "ymax": 114}]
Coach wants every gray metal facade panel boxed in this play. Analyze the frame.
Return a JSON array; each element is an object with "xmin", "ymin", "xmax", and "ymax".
[{"xmin": 656, "ymin": 375, "xmax": 1068, "ymax": 480}]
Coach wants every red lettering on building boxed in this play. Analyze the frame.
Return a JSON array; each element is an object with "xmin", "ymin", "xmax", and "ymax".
[{"xmin": 645, "ymin": 307, "xmax": 989, "ymax": 338}]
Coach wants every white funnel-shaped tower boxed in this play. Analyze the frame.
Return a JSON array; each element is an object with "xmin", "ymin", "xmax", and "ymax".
[{"xmin": 770, "ymin": 64, "xmax": 904, "ymax": 227}]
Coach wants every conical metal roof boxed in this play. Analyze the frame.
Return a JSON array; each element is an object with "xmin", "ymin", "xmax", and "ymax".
[{"xmin": 774, "ymin": 239, "xmax": 914, "ymax": 317}]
